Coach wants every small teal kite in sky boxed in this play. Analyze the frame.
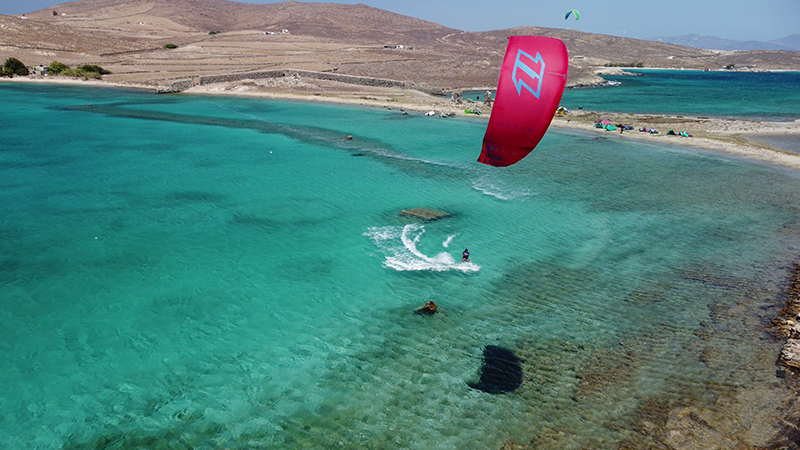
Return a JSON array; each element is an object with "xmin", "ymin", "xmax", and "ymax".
[{"xmin": 565, "ymin": 10, "xmax": 579, "ymax": 21}]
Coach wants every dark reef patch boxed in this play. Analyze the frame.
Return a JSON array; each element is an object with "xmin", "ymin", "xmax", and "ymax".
[
  {"xmin": 165, "ymin": 191, "xmax": 227, "ymax": 204},
  {"xmin": 468, "ymin": 345, "xmax": 523, "ymax": 393}
]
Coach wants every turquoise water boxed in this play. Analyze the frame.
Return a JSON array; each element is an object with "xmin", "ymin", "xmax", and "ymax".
[
  {"xmin": 562, "ymin": 70, "xmax": 800, "ymax": 121},
  {"xmin": 2, "ymin": 82, "xmax": 800, "ymax": 449}
]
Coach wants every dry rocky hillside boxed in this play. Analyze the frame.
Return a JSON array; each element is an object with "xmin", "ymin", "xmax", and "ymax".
[{"xmin": 3, "ymin": 0, "xmax": 800, "ymax": 90}]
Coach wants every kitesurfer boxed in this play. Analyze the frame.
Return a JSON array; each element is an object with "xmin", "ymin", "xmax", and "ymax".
[{"xmin": 462, "ymin": 249, "xmax": 470, "ymax": 263}]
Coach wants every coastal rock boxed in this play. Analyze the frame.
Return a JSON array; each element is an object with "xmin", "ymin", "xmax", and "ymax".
[
  {"xmin": 451, "ymin": 90, "xmax": 462, "ymax": 105},
  {"xmin": 774, "ymin": 262, "xmax": 800, "ymax": 373},
  {"xmin": 468, "ymin": 345, "xmax": 523, "ymax": 393},
  {"xmin": 780, "ymin": 339, "xmax": 800, "ymax": 370}
]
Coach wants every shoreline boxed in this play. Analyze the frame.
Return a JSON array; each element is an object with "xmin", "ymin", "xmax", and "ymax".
[{"xmin": 5, "ymin": 75, "xmax": 800, "ymax": 171}]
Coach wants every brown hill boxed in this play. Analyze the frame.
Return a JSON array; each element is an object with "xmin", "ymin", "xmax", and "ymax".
[
  {"xmin": 0, "ymin": 13, "xmax": 152, "ymax": 55},
  {"xmin": 5, "ymin": 0, "xmax": 800, "ymax": 89},
  {"xmin": 24, "ymin": 0, "xmax": 452, "ymax": 41}
]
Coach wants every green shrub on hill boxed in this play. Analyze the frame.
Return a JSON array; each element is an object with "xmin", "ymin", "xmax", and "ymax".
[
  {"xmin": 163, "ymin": 43, "xmax": 178, "ymax": 49},
  {"xmin": 4, "ymin": 57, "xmax": 29, "ymax": 76},
  {"xmin": 47, "ymin": 61, "xmax": 106, "ymax": 79},
  {"xmin": 64, "ymin": 68, "xmax": 103, "ymax": 79},
  {"xmin": 78, "ymin": 64, "xmax": 111, "ymax": 75},
  {"xmin": 48, "ymin": 60, "xmax": 70, "ymax": 74},
  {"xmin": 603, "ymin": 62, "xmax": 645, "ymax": 68}
]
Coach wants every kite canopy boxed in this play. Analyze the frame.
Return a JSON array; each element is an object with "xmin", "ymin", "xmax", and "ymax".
[
  {"xmin": 477, "ymin": 36, "xmax": 569, "ymax": 167},
  {"xmin": 565, "ymin": 10, "xmax": 579, "ymax": 21}
]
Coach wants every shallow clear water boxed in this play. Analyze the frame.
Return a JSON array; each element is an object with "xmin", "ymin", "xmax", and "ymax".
[
  {"xmin": 2, "ymin": 82, "xmax": 800, "ymax": 449},
  {"xmin": 750, "ymin": 134, "xmax": 800, "ymax": 153},
  {"xmin": 562, "ymin": 70, "xmax": 800, "ymax": 120}
]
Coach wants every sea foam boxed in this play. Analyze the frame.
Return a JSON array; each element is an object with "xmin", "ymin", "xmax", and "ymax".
[
  {"xmin": 472, "ymin": 176, "xmax": 534, "ymax": 201},
  {"xmin": 365, "ymin": 224, "xmax": 479, "ymax": 272}
]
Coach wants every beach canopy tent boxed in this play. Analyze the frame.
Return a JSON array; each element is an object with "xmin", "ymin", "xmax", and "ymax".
[
  {"xmin": 594, "ymin": 119, "xmax": 616, "ymax": 130},
  {"xmin": 595, "ymin": 122, "xmax": 616, "ymax": 130},
  {"xmin": 667, "ymin": 129, "xmax": 693, "ymax": 137}
]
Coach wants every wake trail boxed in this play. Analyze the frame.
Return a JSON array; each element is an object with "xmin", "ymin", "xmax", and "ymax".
[{"xmin": 365, "ymin": 224, "xmax": 479, "ymax": 273}]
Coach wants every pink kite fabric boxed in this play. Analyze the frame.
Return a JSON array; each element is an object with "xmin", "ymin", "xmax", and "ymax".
[{"xmin": 478, "ymin": 36, "xmax": 569, "ymax": 167}]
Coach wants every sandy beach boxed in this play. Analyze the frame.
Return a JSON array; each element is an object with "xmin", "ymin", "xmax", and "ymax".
[{"xmin": 7, "ymin": 75, "xmax": 800, "ymax": 171}]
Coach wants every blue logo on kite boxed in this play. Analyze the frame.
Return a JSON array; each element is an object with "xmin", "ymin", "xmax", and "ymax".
[{"xmin": 512, "ymin": 50, "xmax": 545, "ymax": 99}]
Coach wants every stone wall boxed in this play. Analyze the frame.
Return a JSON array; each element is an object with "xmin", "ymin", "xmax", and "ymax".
[
  {"xmin": 156, "ymin": 79, "xmax": 194, "ymax": 94},
  {"xmin": 198, "ymin": 70, "xmax": 286, "ymax": 85},
  {"xmin": 156, "ymin": 69, "xmax": 445, "ymax": 96},
  {"xmin": 198, "ymin": 69, "xmax": 407, "ymax": 89}
]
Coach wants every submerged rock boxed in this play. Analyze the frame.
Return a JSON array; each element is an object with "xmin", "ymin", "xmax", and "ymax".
[
  {"xmin": 414, "ymin": 301, "xmax": 438, "ymax": 315},
  {"xmin": 399, "ymin": 207, "xmax": 451, "ymax": 221},
  {"xmin": 468, "ymin": 345, "xmax": 523, "ymax": 393}
]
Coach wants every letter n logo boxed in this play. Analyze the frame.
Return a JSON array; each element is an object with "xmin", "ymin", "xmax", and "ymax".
[{"xmin": 512, "ymin": 50, "xmax": 545, "ymax": 99}]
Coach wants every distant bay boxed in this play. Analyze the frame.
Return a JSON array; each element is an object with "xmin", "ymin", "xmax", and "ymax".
[{"xmin": 562, "ymin": 69, "xmax": 800, "ymax": 121}]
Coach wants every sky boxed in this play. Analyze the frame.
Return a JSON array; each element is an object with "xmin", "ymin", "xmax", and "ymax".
[{"xmin": 2, "ymin": 0, "xmax": 797, "ymax": 42}]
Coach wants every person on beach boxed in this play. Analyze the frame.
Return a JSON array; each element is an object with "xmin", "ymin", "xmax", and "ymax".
[{"xmin": 462, "ymin": 248, "xmax": 470, "ymax": 263}]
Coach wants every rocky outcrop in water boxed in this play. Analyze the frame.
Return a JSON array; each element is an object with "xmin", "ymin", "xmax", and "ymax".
[{"xmin": 773, "ymin": 262, "xmax": 800, "ymax": 370}]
